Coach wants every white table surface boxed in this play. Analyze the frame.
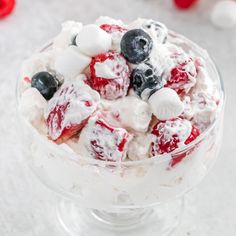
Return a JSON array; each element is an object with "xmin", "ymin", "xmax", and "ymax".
[{"xmin": 0, "ymin": 0, "xmax": 235, "ymax": 235}]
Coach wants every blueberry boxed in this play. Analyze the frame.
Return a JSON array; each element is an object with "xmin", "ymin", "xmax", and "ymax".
[
  {"xmin": 143, "ymin": 21, "xmax": 168, "ymax": 44},
  {"xmin": 31, "ymin": 72, "xmax": 58, "ymax": 100},
  {"xmin": 131, "ymin": 63, "xmax": 164, "ymax": 99},
  {"xmin": 120, "ymin": 29, "xmax": 153, "ymax": 64}
]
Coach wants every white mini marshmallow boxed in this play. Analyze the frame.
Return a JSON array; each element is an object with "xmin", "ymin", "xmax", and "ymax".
[
  {"xmin": 75, "ymin": 24, "xmax": 112, "ymax": 57},
  {"xmin": 211, "ymin": 0, "xmax": 236, "ymax": 29},
  {"xmin": 148, "ymin": 88, "xmax": 184, "ymax": 121},
  {"xmin": 100, "ymin": 96, "xmax": 152, "ymax": 132},
  {"xmin": 19, "ymin": 88, "xmax": 47, "ymax": 134},
  {"xmin": 54, "ymin": 46, "xmax": 91, "ymax": 79}
]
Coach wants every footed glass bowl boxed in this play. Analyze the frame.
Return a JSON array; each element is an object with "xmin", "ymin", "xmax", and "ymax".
[{"xmin": 16, "ymin": 31, "xmax": 225, "ymax": 236}]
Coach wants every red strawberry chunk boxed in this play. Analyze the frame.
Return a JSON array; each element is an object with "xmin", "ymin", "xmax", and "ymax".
[
  {"xmin": 100, "ymin": 24, "xmax": 126, "ymax": 33},
  {"xmin": 165, "ymin": 53, "xmax": 197, "ymax": 94},
  {"xmin": 79, "ymin": 114, "xmax": 132, "ymax": 161},
  {"xmin": 173, "ymin": 0, "xmax": 198, "ymax": 9},
  {"xmin": 150, "ymin": 118, "xmax": 200, "ymax": 167},
  {"xmin": 45, "ymin": 80, "xmax": 100, "ymax": 144},
  {"xmin": 184, "ymin": 125, "xmax": 200, "ymax": 145},
  {"xmin": 0, "ymin": 0, "xmax": 15, "ymax": 18},
  {"xmin": 89, "ymin": 51, "xmax": 130, "ymax": 100}
]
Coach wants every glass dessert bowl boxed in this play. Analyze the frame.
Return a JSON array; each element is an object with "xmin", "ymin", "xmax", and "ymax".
[{"xmin": 16, "ymin": 17, "xmax": 225, "ymax": 236}]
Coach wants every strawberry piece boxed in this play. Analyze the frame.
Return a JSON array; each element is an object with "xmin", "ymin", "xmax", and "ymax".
[
  {"xmin": 165, "ymin": 53, "xmax": 197, "ymax": 94},
  {"xmin": 89, "ymin": 51, "xmax": 130, "ymax": 100},
  {"xmin": 45, "ymin": 80, "xmax": 100, "ymax": 144},
  {"xmin": 79, "ymin": 114, "xmax": 132, "ymax": 161},
  {"xmin": 173, "ymin": 0, "xmax": 198, "ymax": 9},
  {"xmin": 0, "ymin": 0, "xmax": 15, "ymax": 18},
  {"xmin": 170, "ymin": 125, "xmax": 200, "ymax": 167},
  {"xmin": 100, "ymin": 24, "xmax": 126, "ymax": 33},
  {"xmin": 150, "ymin": 118, "xmax": 200, "ymax": 167}
]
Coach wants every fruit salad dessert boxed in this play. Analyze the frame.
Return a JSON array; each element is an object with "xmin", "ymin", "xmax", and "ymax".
[{"xmin": 18, "ymin": 17, "xmax": 224, "ymax": 206}]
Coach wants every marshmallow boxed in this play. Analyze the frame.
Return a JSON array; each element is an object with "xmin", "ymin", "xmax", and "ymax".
[
  {"xmin": 211, "ymin": 0, "xmax": 236, "ymax": 29},
  {"xmin": 100, "ymin": 96, "xmax": 152, "ymax": 132},
  {"xmin": 75, "ymin": 24, "xmax": 112, "ymax": 57},
  {"xmin": 19, "ymin": 88, "xmax": 47, "ymax": 134},
  {"xmin": 54, "ymin": 46, "xmax": 91, "ymax": 79},
  {"xmin": 53, "ymin": 21, "xmax": 83, "ymax": 49},
  {"xmin": 148, "ymin": 88, "xmax": 184, "ymax": 120}
]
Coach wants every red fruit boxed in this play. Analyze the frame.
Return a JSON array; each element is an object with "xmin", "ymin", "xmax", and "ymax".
[
  {"xmin": 165, "ymin": 53, "xmax": 197, "ymax": 94},
  {"xmin": 90, "ymin": 51, "xmax": 130, "ymax": 100},
  {"xmin": 23, "ymin": 76, "xmax": 31, "ymax": 83},
  {"xmin": 150, "ymin": 118, "xmax": 200, "ymax": 167},
  {"xmin": 100, "ymin": 24, "xmax": 126, "ymax": 33},
  {"xmin": 80, "ymin": 114, "xmax": 132, "ymax": 161},
  {"xmin": 173, "ymin": 0, "xmax": 198, "ymax": 9},
  {"xmin": 0, "ymin": 0, "xmax": 15, "ymax": 18},
  {"xmin": 170, "ymin": 125, "xmax": 200, "ymax": 167},
  {"xmin": 45, "ymin": 80, "xmax": 99, "ymax": 144}
]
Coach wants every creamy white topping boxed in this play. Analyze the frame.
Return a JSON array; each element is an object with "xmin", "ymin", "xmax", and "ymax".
[
  {"xmin": 45, "ymin": 79, "xmax": 100, "ymax": 140},
  {"xmin": 100, "ymin": 96, "xmax": 152, "ymax": 132},
  {"xmin": 94, "ymin": 59, "xmax": 117, "ymax": 78}
]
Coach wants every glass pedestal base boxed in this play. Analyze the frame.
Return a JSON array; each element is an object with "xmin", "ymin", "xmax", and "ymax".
[{"xmin": 56, "ymin": 198, "xmax": 184, "ymax": 236}]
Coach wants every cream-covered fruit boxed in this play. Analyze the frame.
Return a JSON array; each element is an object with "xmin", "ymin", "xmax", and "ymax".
[{"xmin": 18, "ymin": 17, "xmax": 222, "ymax": 166}]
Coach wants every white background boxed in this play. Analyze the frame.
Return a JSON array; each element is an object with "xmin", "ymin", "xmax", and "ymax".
[{"xmin": 0, "ymin": 0, "xmax": 235, "ymax": 235}]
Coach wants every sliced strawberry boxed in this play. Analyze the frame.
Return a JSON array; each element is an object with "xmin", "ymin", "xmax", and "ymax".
[
  {"xmin": 100, "ymin": 24, "xmax": 126, "ymax": 33},
  {"xmin": 79, "ymin": 114, "xmax": 132, "ymax": 161},
  {"xmin": 150, "ymin": 118, "xmax": 200, "ymax": 167},
  {"xmin": 165, "ymin": 53, "xmax": 197, "ymax": 94},
  {"xmin": 45, "ymin": 80, "xmax": 100, "ymax": 144},
  {"xmin": 89, "ymin": 51, "xmax": 130, "ymax": 100}
]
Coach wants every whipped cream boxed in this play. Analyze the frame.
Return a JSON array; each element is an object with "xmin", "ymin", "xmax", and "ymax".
[
  {"xmin": 128, "ymin": 18, "xmax": 168, "ymax": 44},
  {"xmin": 53, "ymin": 21, "xmax": 83, "ymax": 49},
  {"xmin": 100, "ymin": 96, "xmax": 152, "ymax": 133},
  {"xmin": 128, "ymin": 133, "xmax": 152, "ymax": 160},
  {"xmin": 19, "ymin": 88, "xmax": 47, "ymax": 134},
  {"xmin": 95, "ymin": 58, "xmax": 119, "ymax": 79}
]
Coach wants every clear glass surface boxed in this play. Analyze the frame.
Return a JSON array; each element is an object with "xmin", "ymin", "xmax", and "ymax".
[{"xmin": 16, "ymin": 31, "xmax": 225, "ymax": 235}]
